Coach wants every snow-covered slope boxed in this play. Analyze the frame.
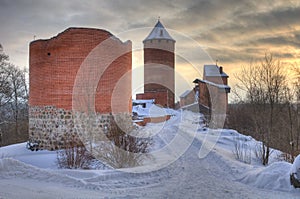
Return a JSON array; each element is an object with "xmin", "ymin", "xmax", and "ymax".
[{"xmin": 0, "ymin": 111, "xmax": 299, "ymax": 198}]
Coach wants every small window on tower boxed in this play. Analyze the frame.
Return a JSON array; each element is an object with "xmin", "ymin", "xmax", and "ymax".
[
  {"xmin": 160, "ymin": 30, "xmax": 163, "ymax": 36},
  {"xmin": 47, "ymin": 52, "xmax": 51, "ymax": 56}
]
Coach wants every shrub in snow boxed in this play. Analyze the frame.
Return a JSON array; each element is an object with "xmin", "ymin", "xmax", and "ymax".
[
  {"xmin": 232, "ymin": 137, "xmax": 251, "ymax": 164},
  {"xmin": 26, "ymin": 140, "xmax": 40, "ymax": 151},
  {"xmin": 56, "ymin": 135, "xmax": 94, "ymax": 169},
  {"xmin": 277, "ymin": 152, "xmax": 294, "ymax": 163},
  {"xmin": 95, "ymin": 118, "xmax": 152, "ymax": 168},
  {"xmin": 57, "ymin": 145, "xmax": 94, "ymax": 169},
  {"xmin": 290, "ymin": 154, "xmax": 300, "ymax": 188},
  {"xmin": 254, "ymin": 142, "xmax": 273, "ymax": 166}
]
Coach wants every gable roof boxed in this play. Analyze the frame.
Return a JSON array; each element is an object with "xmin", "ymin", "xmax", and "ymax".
[
  {"xmin": 204, "ymin": 65, "xmax": 228, "ymax": 77},
  {"xmin": 193, "ymin": 78, "xmax": 230, "ymax": 93},
  {"xmin": 143, "ymin": 20, "xmax": 175, "ymax": 42}
]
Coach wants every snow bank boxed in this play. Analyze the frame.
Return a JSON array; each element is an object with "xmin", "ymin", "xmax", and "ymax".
[
  {"xmin": 0, "ymin": 157, "xmax": 88, "ymax": 192},
  {"xmin": 240, "ymin": 162, "xmax": 293, "ymax": 191},
  {"xmin": 1, "ymin": 110, "xmax": 300, "ymax": 198},
  {"xmin": 0, "ymin": 142, "xmax": 57, "ymax": 169},
  {"xmin": 290, "ymin": 155, "xmax": 300, "ymax": 178},
  {"xmin": 194, "ymin": 126, "xmax": 297, "ymax": 192}
]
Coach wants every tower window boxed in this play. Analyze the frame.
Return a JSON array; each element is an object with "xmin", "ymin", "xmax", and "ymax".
[
  {"xmin": 47, "ymin": 52, "xmax": 51, "ymax": 56},
  {"xmin": 160, "ymin": 30, "xmax": 163, "ymax": 36}
]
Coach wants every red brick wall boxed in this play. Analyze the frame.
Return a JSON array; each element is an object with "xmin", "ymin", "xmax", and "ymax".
[
  {"xmin": 199, "ymin": 82, "xmax": 210, "ymax": 108},
  {"xmin": 144, "ymin": 49, "xmax": 174, "ymax": 93},
  {"xmin": 136, "ymin": 90, "xmax": 173, "ymax": 108},
  {"xmin": 180, "ymin": 90, "xmax": 195, "ymax": 107},
  {"xmin": 198, "ymin": 82, "xmax": 228, "ymax": 113},
  {"xmin": 143, "ymin": 39, "xmax": 175, "ymax": 108},
  {"xmin": 144, "ymin": 48, "xmax": 174, "ymax": 66},
  {"xmin": 95, "ymin": 51, "xmax": 132, "ymax": 113},
  {"xmin": 29, "ymin": 28, "xmax": 132, "ymax": 114}
]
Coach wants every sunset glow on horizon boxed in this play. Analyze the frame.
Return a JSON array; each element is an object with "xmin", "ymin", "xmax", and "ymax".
[{"xmin": 1, "ymin": 0, "xmax": 299, "ymax": 101}]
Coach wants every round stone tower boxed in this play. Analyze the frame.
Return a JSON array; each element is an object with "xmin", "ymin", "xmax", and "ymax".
[{"xmin": 143, "ymin": 20, "xmax": 176, "ymax": 108}]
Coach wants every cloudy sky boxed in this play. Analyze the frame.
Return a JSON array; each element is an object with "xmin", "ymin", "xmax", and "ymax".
[{"xmin": 1, "ymin": 0, "xmax": 299, "ymax": 99}]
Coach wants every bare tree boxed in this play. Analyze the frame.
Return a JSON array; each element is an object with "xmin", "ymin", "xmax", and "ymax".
[
  {"xmin": 293, "ymin": 63, "xmax": 300, "ymax": 151},
  {"xmin": 5, "ymin": 65, "xmax": 28, "ymax": 135},
  {"xmin": 0, "ymin": 45, "xmax": 12, "ymax": 107},
  {"xmin": 56, "ymin": 135, "xmax": 94, "ymax": 169},
  {"xmin": 0, "ymin": 44, "xmax": 28, "ymax": 146},
  {"xmin": 234, "ymin": 53, "xmax": 287, "ymax": 165},
  {"xmin": 282, "ymin": 85, "xmax": 296, "ymax": 162},
  {"xmin": 92, "ymin": 118, "xmax": 152, "ymax": 168}
]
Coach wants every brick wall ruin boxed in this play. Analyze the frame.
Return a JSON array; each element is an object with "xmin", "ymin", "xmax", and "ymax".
[{"xmin": 29, "ymin": 28, "xmax": 132, "ymax": 150}]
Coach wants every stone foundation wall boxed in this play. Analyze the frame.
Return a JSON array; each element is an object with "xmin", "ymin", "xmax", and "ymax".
[{"xmin": 29, "ymin": 106, "xmax": 131, "ymax": 150}]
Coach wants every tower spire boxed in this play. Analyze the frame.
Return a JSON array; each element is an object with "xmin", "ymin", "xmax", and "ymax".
[
  {"xmin": 143, "ymin": 19, "xmax": 175, "ymax": 42},
  {"xmin": 142, "ymin": 19, "xmax": 176, "ymax": 108}
]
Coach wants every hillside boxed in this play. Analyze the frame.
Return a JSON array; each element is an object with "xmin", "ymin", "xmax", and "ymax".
[{"xmin": 0, "ymin": 111, "xmax": 299, "ymax": 198}]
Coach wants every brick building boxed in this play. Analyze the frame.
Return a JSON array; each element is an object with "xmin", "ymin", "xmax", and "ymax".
[
  {"xmin": 180, "ymin": 64, "xmax": 230, "ymax": 115},
  {"xmin": 136, "ymin": 20, "xmax": 175, "ymax": 108},
  {"xmin": 29, "ymin": 28, "xmax": 132, "ymax": 150},
  {"xmin": 179, "ymin": 90, "xmax": 195, "ymax": 107}
]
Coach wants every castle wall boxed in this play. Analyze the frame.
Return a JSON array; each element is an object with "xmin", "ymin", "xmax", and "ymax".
[
  {"xmin": 180, "ymin": 90, "xmax": 195, "ymax": 107},
  {"xmin": 29, "ymin": 28, "xmax": 132, "ymax": 150},
  {"xmin": 136, "ymin": 90, "xmax": 174, "ymax": 108},
  {"xmin": 198, "ymin": 81, "xmax": 228, "ymax": 114},
  {"xmin": 204, "ymin": 76, "xmax": 228, "ymax": 85},
  {"xmin": 143, "ymin": 40, "xmax": 175, "ymax": 108}
]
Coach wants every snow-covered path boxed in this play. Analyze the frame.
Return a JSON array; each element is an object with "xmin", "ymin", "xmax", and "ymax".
[
  {"xmin": 1, "ymin": 111, "xmax": 300, "ymax": 198},
  {"xmin": 1, "ymin": 142, "xmax": 298, "ymax": 199}
]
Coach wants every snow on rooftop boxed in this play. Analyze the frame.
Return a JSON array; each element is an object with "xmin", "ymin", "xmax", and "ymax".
[
  {"xmin": 143, "ymin": 20, "xmax": 175, "ymax": 42},
  {"xmin": 132, "ymin": 99, "xmax": 155, "ymax": 104},
  {"xmin": 204, "ymin": 65, "xmax": 228, "ymax": 77},
  {"xmin": 202, "ymin": 79, "xmax": 231, "ymax": 90},
  {"xmin": 132, "ymin": 105, "xmax": 149, "ymax": 116},
  {"xmin": 132, "ymin": 103, "xmax": 174, "ymax": 117},
  {"xmin": 193, "ymin": 78, "xmax": 230, "ymax": 90}
]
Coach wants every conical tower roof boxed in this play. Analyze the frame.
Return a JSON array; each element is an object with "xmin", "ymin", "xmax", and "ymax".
[{"xmin": 143, "ymin": 20, "xmax": 175, "ymax": 42}]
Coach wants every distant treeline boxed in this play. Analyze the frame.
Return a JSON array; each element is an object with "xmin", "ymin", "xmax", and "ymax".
[
  {"xmin": 227, "ymin": 53, "xmax": 300, "ymax": 164},
  {"xmin": 0, "ymin": 44, "xmax": 28, "ymax": 147}
]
